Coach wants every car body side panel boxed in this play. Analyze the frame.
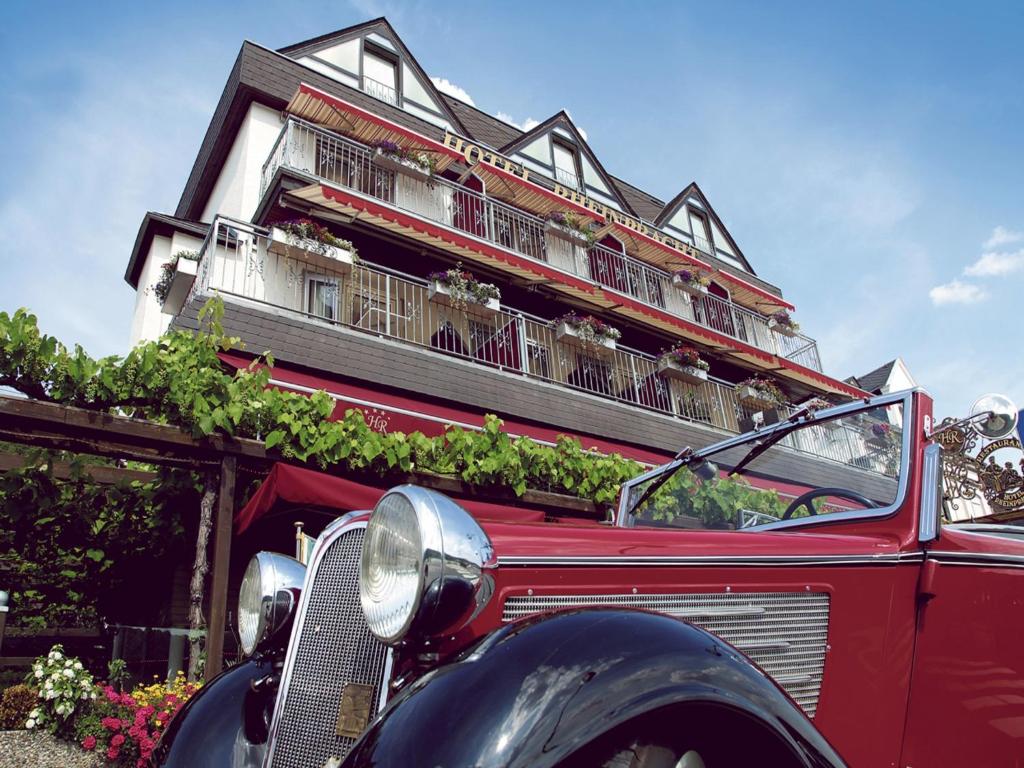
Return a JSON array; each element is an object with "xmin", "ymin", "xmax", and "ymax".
[{"xmin": 900, "ymin": 528, "xmax": 1024, "ymax": 767}]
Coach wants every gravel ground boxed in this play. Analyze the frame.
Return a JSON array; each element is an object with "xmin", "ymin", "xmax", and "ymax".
[{"xmin": 0, "ymin": 730, "xmax": 101, "ymax": 768}]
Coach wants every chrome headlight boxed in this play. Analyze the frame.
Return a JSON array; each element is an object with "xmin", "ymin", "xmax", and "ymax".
[
  {"xmin": 360, "ymin": 486, "xmax": 495, "ymax": 645},
  {"xmin": 238, "ymin": 552, "xmax": 306, "ymax": 657}
]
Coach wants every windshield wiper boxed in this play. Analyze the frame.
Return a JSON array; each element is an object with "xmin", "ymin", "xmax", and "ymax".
[
  {"xmin": 730, "ymin": 407, "xmax": 815, "ymax": 477},
  {"xmin": 625, "ymin": 448, "xmax": 720, "ymax": 518}
]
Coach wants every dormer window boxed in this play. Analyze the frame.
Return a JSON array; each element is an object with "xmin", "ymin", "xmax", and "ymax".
[
  {"xmin": 552, "ymin": 139, "xmax": 581, "ymax": 190},
  {"xmin": 687, "ymin": 208, "xmax": 713, "ymax": 255},
  {"xmin": 362, "ymin": 45, "xmax": 399, "ymax": 106}
]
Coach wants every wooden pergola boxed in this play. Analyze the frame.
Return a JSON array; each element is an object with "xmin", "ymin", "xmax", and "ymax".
[
  {"xmin": 0, "ymin": 394, "xmax": 269, "ymax": 680},
  {"xmin": 0, "ymin": 393, "xmax": 610, "ymax": 680}
]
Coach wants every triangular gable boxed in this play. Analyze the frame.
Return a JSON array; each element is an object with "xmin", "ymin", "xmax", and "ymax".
[
  {"xmin": 278, "ymin": 18, "xmax": 469, "ymax": 136},
  {"xmin": 655, "ymin": 182, "xmax": 754, "ymax": 273},
  {"xmin": 500, "ymin": 112, "xmax": 636, "ymax": 216}
]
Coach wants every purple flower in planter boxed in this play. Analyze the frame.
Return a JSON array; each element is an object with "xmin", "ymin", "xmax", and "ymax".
[
  {"xmin": 871, "ymin": 422, "xmax": 891, "ymax": 438},
  {"xmin": 372, "ymin": 139, "xmax": 403, "ymax": 155}
]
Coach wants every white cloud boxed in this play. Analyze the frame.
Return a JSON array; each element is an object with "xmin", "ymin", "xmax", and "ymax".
[
  {"xmin": 495, "ymin": 112, "xmax": 540, "ymax": 132},
  {"xmin": 963, "ymin": 249, "xmax": 1024, "ymax": 277},
  {"xmin": 983, "ymin": 225, "xmax": 1024, "ymax": 250},
  {"xmin": 928, "ymin": 280, "xmax": 989, "ymax": 306},
  {"xmin": 564, "ymin": 110, "xmax": 588, "ymax": 141},
  {"xmin": 430, "ymin": 76, "xmax": 474, "ymax": 106}
]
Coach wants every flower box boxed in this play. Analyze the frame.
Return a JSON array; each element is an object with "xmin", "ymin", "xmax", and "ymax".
[
  {"xmin": 428, "ymin": 280, "xmax": 500, "ymax": 314},
  {"xmin": 866, "ymin": 435, "xmax": 891, "ymax": 450},
  {"xmin": 738, "ymin": 385, "xmax": 781, "ymax": 411},
  {"xmin": 372, "ymin": 149, "xmax": 431, "ymax": 182},
  {"xmin": 672, "ymin": 274, "xmax": 709, "ymax": 297},
  {"xmin": 768, "ymin": 318, "xmax": 797, "ymax": 338},
  {"xmin": 657, "ymin": 358, "xmax": 708, "ymax": 385},
  {"xmin": 556, "ymin": 320, "xmax": 617, "ymax": 356},
  {"xmin": 161, "ymin": 258, "xmax": 198, "ymax": 315},
  {"xmin": 269, "ymin": 228, "xmax": 355, "ymax": 273},
  {"xmin": 545, "ymin": 219, "xmax": 590, "ymax": 246}
]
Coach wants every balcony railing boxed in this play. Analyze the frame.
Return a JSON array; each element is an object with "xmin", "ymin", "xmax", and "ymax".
[
  {"xmin": 190, "ymin": 217, "xmax": 891, "ymax": 477},
  {"xmin": 360, "ymin": 75, "xmax": 398, "ymax": 107},
  {"xmin": 261, "ymin": 117, "xmax": 822, "ymax": 372}
]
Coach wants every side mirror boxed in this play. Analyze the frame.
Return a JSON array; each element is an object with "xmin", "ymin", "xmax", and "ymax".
[{"xmin": 971, "ymin": 394, "xmax": 1019, "ymax": 439}]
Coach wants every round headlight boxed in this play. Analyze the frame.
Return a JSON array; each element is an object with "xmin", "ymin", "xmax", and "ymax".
[
  {"xmin": 238, "ymin": 552, "xmax": 306, "ymax": 657},
  {"xmin": 360, "ymin": 486, "xmax": 495, "ymax": 645}
]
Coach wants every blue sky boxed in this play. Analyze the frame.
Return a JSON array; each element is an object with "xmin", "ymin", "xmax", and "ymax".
[{"xmin": 1, "ymin": 0, "xmax": 1022, "ymax": 419}]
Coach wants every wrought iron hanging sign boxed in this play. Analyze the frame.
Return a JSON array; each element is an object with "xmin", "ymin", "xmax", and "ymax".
[{"xmin": 934, "ymin": 394, "xmax": 1024, "ymax": 517}]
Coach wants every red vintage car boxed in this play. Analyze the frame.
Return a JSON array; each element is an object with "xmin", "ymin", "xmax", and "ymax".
[{"xmin": 153, "ymin": 389, "xmax": 1024, "ymax": 768}]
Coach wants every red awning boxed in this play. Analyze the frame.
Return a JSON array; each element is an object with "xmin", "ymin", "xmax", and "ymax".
[{"xmin": 237, "ymin": 463, "xmax": 544, "ymax": 534}]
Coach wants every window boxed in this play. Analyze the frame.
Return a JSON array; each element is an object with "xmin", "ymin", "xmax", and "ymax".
[
  {"xmin": 552, "ymin": 140, "xmax": 581, "ymax": 190},
  {"xmin": 687, "ymin": 208, "xmax": 713, "ymax": 254},
  {"xmin": 622, "ymin": 399, "xmax": 907, "ymax": 531},
  {"xmin": 362, "ymin": 47, "xmax": 398, "ymax": 106},
  {"xmin": 305, "ymin": 275, "xmax": 340, "ymax": 321}
]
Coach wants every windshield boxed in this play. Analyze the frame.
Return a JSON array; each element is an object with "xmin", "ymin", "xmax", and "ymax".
[{"xmin": 622, "ymin": 400, "xmax": 906, "ymax": 530}]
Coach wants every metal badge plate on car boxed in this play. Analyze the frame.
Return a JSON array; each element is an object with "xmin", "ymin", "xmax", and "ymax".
[{"xmin": 335, "ymin": 683, "xmax": 375, "ymax": 738}]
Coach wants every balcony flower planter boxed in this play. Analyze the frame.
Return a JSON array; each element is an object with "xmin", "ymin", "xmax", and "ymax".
[
  {"xmin": 866, "ymin": 435, "xmax": 891, "ymax": 450},
  {"xmin": 370, "ymin": 141, "xmax": 434, "ymax": 182},
  {"xmin": 552, "ymin": 314, "xmax": 620, "ymax": 357},
  {"xmin": 671, "ymin": 270, "xmax": 710, "ymax": 297},
  {"xmin": 429, "ymin": 281, "xmax": 500, "ymax": 315},
  {"xmin": 768, "ymin": 311, "xmax": 800, "ymax": 338},
  {"xmin": 866, "ymin": 423, "xmax": 894, "ymax": 450},
  {"xmin": 737, "ymin": 385, "xmax": 781, "ymax": 411},
  {"xmin": 657, "ymin": 345, "xmax": 710, "ymax": 385},
  {"xmin": 159, "ymin": 256, "xmax": 198, "ymax": 315},
  {"xmin": 657, "ymin": 358, "xmax": 708, "ymax": 385},
  {"xmin": 269, "ymin": 224, "xmax": 356, "ymax": 274},
  {"xmin": 768, "ymin": 318, "xmax": 797, "ymax": 338},
  {"xmin": 427, "ymin": 264, "xmax": 501, "ymax": 314},
  {"xmin": 544, "ymin": 213, "xmax": 593, "ymax": 247}
]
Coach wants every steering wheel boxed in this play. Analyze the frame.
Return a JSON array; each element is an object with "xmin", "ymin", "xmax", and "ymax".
[{"xmin": 781, "ymin": 487, "xmax": 878, "ymax": 520}]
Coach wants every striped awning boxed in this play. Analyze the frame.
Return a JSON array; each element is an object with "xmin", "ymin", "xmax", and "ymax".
[{"xmin": 286, "ymin": 83, "xmax": 461, "ymax": 174}]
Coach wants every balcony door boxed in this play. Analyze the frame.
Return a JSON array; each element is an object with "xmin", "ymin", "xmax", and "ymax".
[
  {"xmin": 698, "ymin": 281, "xmax": 737, "ymax": 338},
  {"xmin": 453, "ymin": 174, "xmax": 488, "ymax": 240},
  {"xmin": 588, "ymin": 235, "xmax": 630, "ymax": 295}
]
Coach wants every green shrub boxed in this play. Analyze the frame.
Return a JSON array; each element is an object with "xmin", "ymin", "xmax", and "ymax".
[{"xmin": 0, "ymin": 684, "xmax": 38, "ymax": 729}]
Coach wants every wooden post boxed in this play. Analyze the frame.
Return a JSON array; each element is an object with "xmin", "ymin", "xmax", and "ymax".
[
  {"xmin": 187, "ymin": 472, "xmax": 217, "ymax": 682},
  {"xmin": 205, "ymin": 455, "xmax": 236, "ymax": 681}
]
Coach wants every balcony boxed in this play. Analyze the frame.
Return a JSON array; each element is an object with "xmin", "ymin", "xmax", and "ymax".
[
  {"xmin": 189, "ymin": 217, "xmax": 892, "ymax": 477},
  {"xmin": 360, "ymin": 75, "xmax": 399, "ymax": 107},
  {"xmin": 261, "ymin": 117, "xmax": 823, "ymax": 372}
]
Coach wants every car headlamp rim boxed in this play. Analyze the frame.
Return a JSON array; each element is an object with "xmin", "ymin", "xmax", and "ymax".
[
  {"xmin": 360, "ymin": 485, "xmax": 495, "ymax": 646},
  {"xmin": 238, "ymin": 551, "xmax": 306, "ymax": 657}
]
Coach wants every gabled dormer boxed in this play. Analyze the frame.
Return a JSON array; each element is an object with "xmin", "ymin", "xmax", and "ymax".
[
  {"xmin": 278, "ymin": 18, "xmax": 468, "ymax": 134},
  {"xmin": 500, "ymin": 112, "xmax": 635, "ymax": 216},
  {"xmin": 655, "ymin": 183, "xmax": 754, "ymax": 273}
]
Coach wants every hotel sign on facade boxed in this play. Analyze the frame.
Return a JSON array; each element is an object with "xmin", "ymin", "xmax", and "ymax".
[{"xmin": 442, "ymin": 131, "xmax": 708, "ymax": 266}]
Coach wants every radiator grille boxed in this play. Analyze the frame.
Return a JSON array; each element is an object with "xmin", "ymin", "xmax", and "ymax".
[
  {"xmin": 502, "ymin": 591, "xmax": 830, "ymax": 717},
  {"xmin": 268, "ymin": 527, "xmax": 389, "ymax": 768}
]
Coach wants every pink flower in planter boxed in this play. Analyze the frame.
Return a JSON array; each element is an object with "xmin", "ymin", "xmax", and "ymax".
[
  {"xmin": 101, "ymin": 716, "xmax": 121, "ymax": 731},
  {"xmin": 82, "ymin": 735, "xmax": 96, "ymax": 750},
  {"xmin": 111, "ymin": 733, "xmax": 125, "ymax": 747}
]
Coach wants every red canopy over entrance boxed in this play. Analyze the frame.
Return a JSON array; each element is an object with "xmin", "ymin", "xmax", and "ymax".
[{"xmin": 236, "ymin": 463, "xmax": 544, "ymax": 534}]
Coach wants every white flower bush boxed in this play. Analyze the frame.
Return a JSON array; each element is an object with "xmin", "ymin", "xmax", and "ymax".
[{"xmin": 24, "ymin": 644, "xmax": 97, "ymax": 732}]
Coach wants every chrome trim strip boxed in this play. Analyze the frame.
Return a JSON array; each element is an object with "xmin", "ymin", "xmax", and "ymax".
[
  {"xmin": 617, "ymin": 389, "xmax": 916, "ymax": 532},
  {"xmin": 919, "ymin": 443, "xmax": 942, "ymax": 543},
  {"xmin": 496, "ymin": 552, "xmax": 924, "ymax": 567},
  {"xmin": 928, "ymin": 551, "xmax": 1024, "ymax": 569},
  {"xmin": 263, "ymin": 511, "xmax": 380, "ymax": 768}
]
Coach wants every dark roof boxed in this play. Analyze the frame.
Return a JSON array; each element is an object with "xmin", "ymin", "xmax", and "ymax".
[
  {"xmin": 847, "ymin": 360, "xmax": 897, "ymax": 394},
  {"xmin": 441, "ymin": 96, "xmax": 520, "ymax": 149},
  {"xmin": 124, "ymin": 213, "xmax": 208, "ymax": 288}
]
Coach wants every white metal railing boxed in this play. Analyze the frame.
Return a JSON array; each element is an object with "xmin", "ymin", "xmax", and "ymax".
[
  {"xmin": 361, "ymin": 75, "xmax": 398, "ymax": 107},
  {"xmin": 553, "ymin": 166, "xmax": 581, "ymax": 190},
  {"xmin": 261, "ymin": 117, "xmax": 822, "ymax": 371},
  {"xmin": 191, "ymin": 217, "xmax": 891, "ymax": 476}
]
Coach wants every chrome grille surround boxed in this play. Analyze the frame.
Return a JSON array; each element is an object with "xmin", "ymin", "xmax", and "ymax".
[
  {"xmin": 502, "ymin": 591, "xmax": 830, "ymax": 717},
  {"xmin": 265, "ymin": 513, "xmax": 391, "ymax": 768}
]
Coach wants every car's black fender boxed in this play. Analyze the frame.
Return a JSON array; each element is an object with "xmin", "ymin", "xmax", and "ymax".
[
  {"xmin": 149, "ymin": 656, "xmax": 274, "ymax": 768},
  {"xmin": 343, "ymin": 608, "xmax": 846, "ymax": 768}
]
